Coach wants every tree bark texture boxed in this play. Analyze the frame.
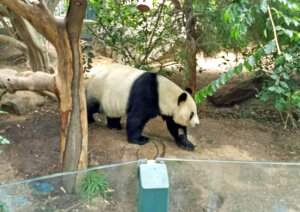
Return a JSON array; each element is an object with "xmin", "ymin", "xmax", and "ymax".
[
  {"xmin": 183, "ymin": 0, "xmax": 197, "ymax": 96},
  {"xmin": 0, "ymin": 0, "xmax": 88, "ymax": 191},
  {"xmin": 6, "ymin": 8, "xmax": 52, "ymax": 73}
]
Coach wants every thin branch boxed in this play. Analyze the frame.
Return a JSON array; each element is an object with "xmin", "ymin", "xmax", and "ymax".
[
  {"xmin": 268, "ymin": 6, "xmax": 281, "ymax": 55},
  {"xmin": 141, "ymin": 0, "xmax": 166, "ymax": 64},
  {"xmin": 0, "ymin": 34, "xmax": 28, "ymax": 53}
]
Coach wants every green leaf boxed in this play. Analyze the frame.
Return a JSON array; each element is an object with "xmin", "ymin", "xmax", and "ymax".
[
  {"xmin": 224, "ymin": 12, "xmax": 231, "ymax": 23},
  {"xmin": 260, "ymin": 0, "xmax": 268, "ymax": 13},
  {"xmin": 283, "ymin": 53, "xmax": 293, "ymax": 62},
  {"xmin": 212, "ymin": 81, "xmax": 218, "ymax": 91},
  {"xmin": 227, "ymin": 68, "xmax": 234, "ymax": 78},
  {"xmin": 264, "ymin": 40, "xmax": 276, "ymax": 54},
  {"xmin": 270, "ymin": 74, "xmax": 278, "ymax": 80},
  {"xmin": 274, "ymin": 67, "xmax": 282, "ymax": 74},
  {"xmin": 263, "ymin": 29, "xmax": 267, "ymax": 38},
  {"xmin": 207, "ymin": 85, "xmax": 213, "ymax": 96},
  {"xmin": 275, "ymin": 55, "xmax": 285, "ymax": 65},
  {"xmin": 245, "ymin": 56, "xmax": 255, "ymax": 71},
  {"xmin": 194, "ymin": 91, "xmax": 203, "ymax": 103},
  {"xmin": 248, "ymin": 56, "xmax": 256, "ymax": 67},
  {"xmin": 275, "ymin": 86, "xmax": 286, "ymax": 94},
  {"xmin": 268, "ymin": 86, "xmax": 276, "ymax": 91},
  {"xmin": 0, "ymin": 149, "xmax": 3, "ymax": 154},
  {"xmin": 282, "ymin": 72, "xmax": 290, "ymax": 80},
  {"xmin": 215, "ymin": 78, "xmax": 221, "ymax": 89},
  {"xmin": 1, "ymin": 138, "xmax": 10, "ymax": 145},
  {"xmin": 279, "ymin": 81, "xmax": 289, "ymax": 88},
  {"xmin": 234, "ymin": 63, "xmax": 243, "ymax": 74},
  {"xmin": 220, "ymin": 73, "xmax": 226, "ymax": 85}
]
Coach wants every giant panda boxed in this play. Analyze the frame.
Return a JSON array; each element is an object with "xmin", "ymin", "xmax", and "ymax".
[{"xmin": 85, "ymin": 64, "xmax": 200, "ymax": 151}]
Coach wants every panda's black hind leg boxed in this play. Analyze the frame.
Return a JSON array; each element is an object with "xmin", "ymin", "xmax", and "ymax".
[
  {"xmin": 107, "ymin": 117, "xmax": 122, "ymax": 130},
  {"xmin": 126, "ymin": 115, "xmax": 150, "ymax": 145},
  {"xmin": 87, "ymin": 98, "xmax": 100, "ymax": 123}
]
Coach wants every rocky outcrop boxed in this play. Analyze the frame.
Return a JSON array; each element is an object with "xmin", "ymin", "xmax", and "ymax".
[
  {"xmin": 208, "ymin": 74, "xmax": 264, "ymax": 106},
  {"xmin": 0, "ymin": 91, "xmax": 46, "ymax": 115}
]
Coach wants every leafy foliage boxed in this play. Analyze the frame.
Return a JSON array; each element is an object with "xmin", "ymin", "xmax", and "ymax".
[
  {"xmin": 195, "ymin": 0, "xmax": 300, "ymax": 128},
  {"xmin": 82, "ymin": 43, "xmax": 94, "ymax": 73},
  {"xmin": 0, "ymin": 202, "xmax": 9, "ymax": 212},
  {"xmin": 79, "ymin": 171, "xmax": 110, "ymax": 204},
  {"xmin": 88, "ymin": 0, "xmax": 180, "ymax": 68}
]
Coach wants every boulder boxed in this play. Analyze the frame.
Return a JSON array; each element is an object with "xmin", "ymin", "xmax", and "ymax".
[
  {"xmin": 208, "ymin": 74, "xmax": 264, "ymax": 106},
  {"xmin": 0, "ymin": 91, "xmax": 46, "ymax": 115}
]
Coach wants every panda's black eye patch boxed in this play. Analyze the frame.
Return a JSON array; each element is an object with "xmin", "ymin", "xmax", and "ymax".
[{"xmin": 190, "ymin": 112, "xmax": 194, "ymax": 120}]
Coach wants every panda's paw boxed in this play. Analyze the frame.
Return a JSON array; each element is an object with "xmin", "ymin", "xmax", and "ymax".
[
  {"xmin": 128, "ymin": 136, "xmax": 149, "ymax": 145},
  {"xmin": 176, "ymin": 135, "xmax": 195, "ymax": 151}
]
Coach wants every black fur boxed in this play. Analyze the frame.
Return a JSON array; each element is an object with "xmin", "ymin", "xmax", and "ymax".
[
  {"xmin": 185, "ymin": 87, "xmax": 192, "ymax": 95},
  {"xmin": 86, "ymin": 71, "xmax": 195, "ymax": 151},
  {"xmin": 178, "ymin": 92, "xmax": 187, "ymax": 105},
  {"xmin": 107, "ymin": 117, "xmax": 122, "ymax": 130},
  {"xmin": 126, "ymin": 72, "xmax": 160, "ymax": 145},
  {"xmin": 162, "ymin": 115, "xmax": 195, "ymax": 151},
  {"xmin": 86, "ymin": 97, "xmax": 100, "ymax": 123}
]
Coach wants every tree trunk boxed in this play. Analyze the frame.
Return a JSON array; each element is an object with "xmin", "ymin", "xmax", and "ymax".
[
  {"xmin": 0, "ymin": 0, "xmax": 88, "ymax": 192},
  {"xmin": 183, "ymin": 0, "xmax": 197, "ymax": 96},
  {"xmin": 7, "ymin": 9, "xmax": 52, "ymax": 73}
]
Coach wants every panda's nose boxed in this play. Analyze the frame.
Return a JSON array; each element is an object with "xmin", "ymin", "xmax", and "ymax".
[{"xmin": 194, "ymin": 118, "xmax": 200, "ymax": 126}]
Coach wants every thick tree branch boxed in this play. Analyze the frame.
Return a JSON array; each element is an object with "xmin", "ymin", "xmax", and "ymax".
[
  {"xmin": 0, "ymin": 34, "xmax": 28, "ymax": 53},
  {"xmin": 0, "ymin": 0, "xmax": 60, "ymax": 47},
  {"xmin": 0, "ymin": 70, "xmax": 56, "ymax": 93}
]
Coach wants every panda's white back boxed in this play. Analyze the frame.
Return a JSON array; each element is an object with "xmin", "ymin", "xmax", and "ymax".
[{"xmin": 86, "ymin": 64, "xmax": 145, "ymax": 117}]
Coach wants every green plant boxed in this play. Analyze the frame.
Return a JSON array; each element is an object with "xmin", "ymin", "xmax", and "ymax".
[
  {"xmin": 79, "ymin": 171, "xmax": 110, "ymax": 204},
  {"xmin": 88, "ymin": 0, "xmax": 184, "ymax": 68},
  {"xmin": 0, "ymin": 202, "xmax": 9, "ymax": 212},
  {"xmin": 0, "ymin": 135, "xmax": 10, "ymax": 154},
  {"xmin": 195, "ymin": 0, "xmax": 300, "ymax": 128},
  {"xmin": 82, "ymin": 44, "xmax": 94, "ymax": 73}
]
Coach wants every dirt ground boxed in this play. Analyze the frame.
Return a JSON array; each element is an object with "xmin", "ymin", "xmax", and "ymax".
[
  {"xmin": 1, "ymin": 56, "xmax": 300, "ymax": 211},
  {"xmin": 1, "ymin": 56, "xmax": 299, "ymax": 185}
]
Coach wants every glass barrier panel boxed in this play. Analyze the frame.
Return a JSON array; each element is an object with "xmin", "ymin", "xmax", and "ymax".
[
  {"xmin": 158, "ymin": 158, "xmax": 300, "ymax": 212},
  {"xmin": 0, "ymin": 160, "xmax": 141, "ymax": 212}
]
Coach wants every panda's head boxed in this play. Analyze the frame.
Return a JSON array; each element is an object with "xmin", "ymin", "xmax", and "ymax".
[{"xmin": 173, "ymin": 92, "xmax": 200, "ymax": 127}]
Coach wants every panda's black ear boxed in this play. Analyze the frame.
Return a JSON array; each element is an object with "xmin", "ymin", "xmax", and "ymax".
[
  {"xmin": 185, "ymin": 87, "xmax": 192, "ymax": 95},
  {"xmin": 178, "ymin": 92, "xmax": 187, "ymax": 105}
]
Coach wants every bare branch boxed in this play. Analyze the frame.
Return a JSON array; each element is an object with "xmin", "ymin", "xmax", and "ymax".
[
  {"xmin": 142, "ymin": 0, "xmax": 166, "ymax": 64},
  {"xmin": 268, "ymin": 6, "xmax": 281, "ymax": 55},
  {"xmin": 0, "ymin": 34, "xmax": 28, "ymax": 53},
  {"xmin": 0, "ymin": 0, "xmax": 60, "ymax": 47},
  {"xmin": 0, "ymin": 70, "xmax": 56, "ymax": 93}
]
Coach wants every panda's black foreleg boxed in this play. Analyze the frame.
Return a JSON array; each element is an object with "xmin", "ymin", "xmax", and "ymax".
[
  {"xmin": 163, "ymin": 116, "xmax": 195, "ymax": 151},
  {"xmin": 126, "ymin": 114, "xmax": 149, "ymax": 145},
  {"xmin": 107, "ymin": 117, "xmax": 122, "ymax": 130}
]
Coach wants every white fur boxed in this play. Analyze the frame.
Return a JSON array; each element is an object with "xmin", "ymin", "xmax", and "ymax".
[
  {"xmin": 86, "ymin": 64, "xmax": 200, "ymax": 126},
  {"xmin": 157, "ymin": 76, "xmax": 199, "ymax": 126},
  {"xmin": 86, "ymin": 64, "xmax": 145, "ymax": 117}
]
